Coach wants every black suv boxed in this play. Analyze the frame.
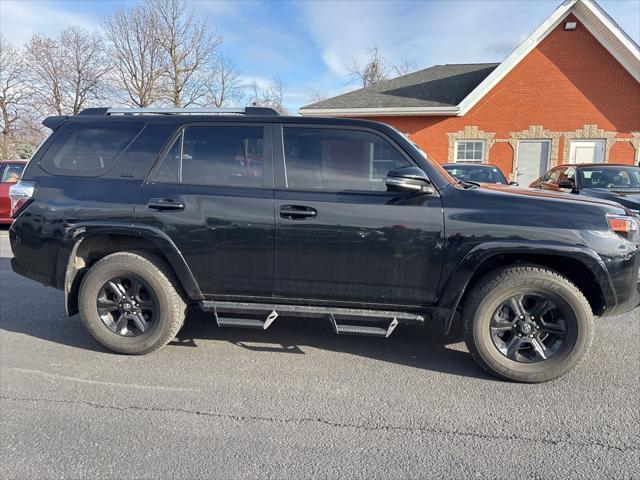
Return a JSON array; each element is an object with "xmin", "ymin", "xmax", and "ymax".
[{"xmin": 9, "ymin": 107, "xmax": 640, "ymax": 383}]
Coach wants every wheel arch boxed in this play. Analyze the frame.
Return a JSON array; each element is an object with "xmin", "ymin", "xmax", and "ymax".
[
  {"xmin": 63, "ymin": 224, "xmax": 203, "ymax": 316},
  {"xmin": 438, "ymin": 242, "xmax": 616, "ymax": 334}
]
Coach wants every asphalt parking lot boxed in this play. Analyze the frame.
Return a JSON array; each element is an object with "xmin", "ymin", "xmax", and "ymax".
[{"xmin": 0, "ymin": 229, "xmax": 639, "ymax": 479}]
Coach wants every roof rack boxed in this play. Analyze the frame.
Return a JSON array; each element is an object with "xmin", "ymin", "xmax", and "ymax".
[{"xmin": 97, "ymin": 107, "xmax": 280, "ymax": 116}]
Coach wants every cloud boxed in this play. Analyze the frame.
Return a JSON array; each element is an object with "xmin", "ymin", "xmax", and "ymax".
[
  {"xmin": 238, "ymin": 75, "xmax": 273, "ymax": 90},
  {"xmin": 296, "ymin": 0, "xmax": 639, "ymax": 81},
  {"xmin": 0, "ymin": 0, "xmax": 100, "ymax": 45},
  {"xmin": 189, "ymin": 0, "xmax": 239, "ymax": 17}
]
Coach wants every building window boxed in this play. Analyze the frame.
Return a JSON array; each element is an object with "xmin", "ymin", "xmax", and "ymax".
[{"xmin": 455, "ymin": 140, "xmax": 485, "ymax": 162}]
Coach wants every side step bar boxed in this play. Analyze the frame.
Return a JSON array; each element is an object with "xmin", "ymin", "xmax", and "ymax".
[
  {"xmin": 200, "ymin": 301, "xmax": 423, "ymax": 338},
  {"xmin": 213, "ymin": 308, "xmax": 278, "ymax": 330},
  {"xmin": 330, "ymin": 314, "xmax": 398, "ymax": 338}
]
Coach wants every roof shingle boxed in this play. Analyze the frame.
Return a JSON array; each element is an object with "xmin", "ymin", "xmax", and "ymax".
[{"xmin": 301, "ymin": 63, "xmax": 499, "ymax": 110}]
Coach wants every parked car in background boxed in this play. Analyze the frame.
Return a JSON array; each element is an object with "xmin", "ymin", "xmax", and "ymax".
[
  {"xmin": 530, "ymin": 164, "xmax": 640, "ymax": 216},
  {"xmin": 0, "ymin": 160, "xmax": 28, "ymax": 224},
  {"xmin": 442, "ymin": 163, "xmax": 517, "ymax": 186}
]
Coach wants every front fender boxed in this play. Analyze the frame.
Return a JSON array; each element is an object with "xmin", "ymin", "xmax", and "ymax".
[
  {"xmin": 63, "ymin": 222, "xmax": 203, "ymax": 316},
  {"xmin": 437, "ymin": 240, "xmax": 616, "ymax": 333}
]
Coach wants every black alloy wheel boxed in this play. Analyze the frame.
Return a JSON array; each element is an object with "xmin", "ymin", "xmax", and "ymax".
[
  {"xmin": 462, "ymin": 266, "xmax": 594, "ymax": 383},
  {"xmin": 96, "ymin": 275, "xmax": 158, "ymax": 337},
  {"xmin": 490, "ymin": 293, "xmax": 568, "ymax": 363}
]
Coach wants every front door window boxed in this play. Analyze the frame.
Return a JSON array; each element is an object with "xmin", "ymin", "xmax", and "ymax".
[{"xmin": 282, "ymin": 127, "xmax": 411, "ymax": 191}]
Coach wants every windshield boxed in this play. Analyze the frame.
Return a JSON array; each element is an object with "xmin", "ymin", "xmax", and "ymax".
[
  {"xmin": 579, "ymin": 166, "xmax": 640, "ymax": 189},
  {"xmin": 1, "ymin": 163, "xmax": 25, "ymax": 183},
  {"xmin": 443, "ymin": 164, "xmax": 508, "ymax": 184}
]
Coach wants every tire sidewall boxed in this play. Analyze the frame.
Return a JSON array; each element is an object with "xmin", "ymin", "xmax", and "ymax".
[
  {"xmin": 79, "ymin": 258, "xmax": 174, "ymax": 354},
  {"xmin": 468, "ymin": 273, "xmax": 592, "ymax": 382}
]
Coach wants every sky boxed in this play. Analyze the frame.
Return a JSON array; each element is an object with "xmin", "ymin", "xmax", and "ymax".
[{"xmin": 1, "ymin": 0, "xmax": 639, "ymax": 112}]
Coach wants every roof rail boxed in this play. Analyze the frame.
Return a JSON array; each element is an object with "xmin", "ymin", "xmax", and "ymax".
[
  {"xmin": 78, "ymin": 107, "xmax": 110, "ymax": 116},
  {"xmin": 102, "ymin": 107, "xmax": 281, "ymax": 116}
]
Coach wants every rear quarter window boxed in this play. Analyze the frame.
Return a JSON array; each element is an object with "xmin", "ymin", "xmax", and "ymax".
[{"xmin": 39, "ymin": 123, "xmax": 144, "ymax": 177}]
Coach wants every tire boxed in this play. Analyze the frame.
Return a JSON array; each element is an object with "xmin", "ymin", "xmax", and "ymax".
[
  {"xmin": 462, "ymin": 266, "xmax": 594, "ymax": 383},
  {"xmin": 78, "ymin": 250, "xmax": 187, "ymax": 354}
]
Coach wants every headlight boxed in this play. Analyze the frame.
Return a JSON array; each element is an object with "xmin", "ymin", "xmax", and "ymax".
[{"xmin": 607, "ymin": 214, "xmax": 640, "ymax": 242}]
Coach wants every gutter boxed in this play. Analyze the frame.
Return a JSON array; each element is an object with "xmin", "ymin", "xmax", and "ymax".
[{"xmin": 298, "ymin": 106, "xmax": 461, "ymax": 117}]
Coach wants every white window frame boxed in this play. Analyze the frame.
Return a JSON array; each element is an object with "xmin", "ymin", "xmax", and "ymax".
[
  {"xmin": 568, "ymin": 139, "xmax": 605, "ymax": 164},
  {"xmin": 454, "ymin": 140, "xmax": 486, "ymax": 163}
]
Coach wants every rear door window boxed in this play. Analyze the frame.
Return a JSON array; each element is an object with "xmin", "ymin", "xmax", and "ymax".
[
  {"xmin": 153, "ymin": 125, "xmax": 265, "ymax": 188},
  {"xmin": 40, "ymin": 123, "xmax": 143, "ymax": 177}
]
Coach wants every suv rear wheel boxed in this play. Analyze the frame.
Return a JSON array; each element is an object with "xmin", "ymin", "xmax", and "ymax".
[
  {"xmin": 78, "ymin": 251, "xmax": 186, "ymax": 354},
  {"xmin": 462, "ymin": 266, "xmax": 594, "ymax": 383}
]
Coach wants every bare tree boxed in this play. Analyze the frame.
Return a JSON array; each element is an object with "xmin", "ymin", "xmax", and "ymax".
[
  {"xmin": 148, "ymin": 0, "xmax": 222, "ymax": 107},
  {"xmin": 346, "ymin": 46, "xmax": 416, "ymax": 87},
  {"xmin": 308, "ymin": 89, "xmax": 328, "ymax": 104},
  {"xmin": 25, "ymin": 27, "xmax": 109, "ymax": 115},
  {"xmin": 103, "ymin": 4, "xmax": 165, "ymax": 107},
  {"xmin": 62, "ymin": 26, "xmax": 110, "ymax": 113},
  {"xmin": 24, "ymin": 33, "xmax": 66, "ymax": 115},
  {"xmin": 205, "ymin": 55, "xmax": 245, "ymax": 107},
  {"xmin": 0, "ymin": 36, "xmax": 31, "ymax": 158},
  {"xmin": 249, "ymin": 76, "xmax": 287, "ymax": 114},
  {"xmin": 346, "ymin": 46, "xmax": 390, "ymax": 87},
  {"xmin": 392, "ymin": 57, "xmax": 415, "ymax": 77}
]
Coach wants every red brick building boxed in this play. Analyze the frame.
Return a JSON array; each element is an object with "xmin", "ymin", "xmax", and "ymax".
[{"xmin": 300, "ymin": 0, "xmax": 640, "ymax": 186}]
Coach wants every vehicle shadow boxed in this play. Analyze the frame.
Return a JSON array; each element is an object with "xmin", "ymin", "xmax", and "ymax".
[
  {"xmin": 0, "ymin": 257, "xmax": 491, "ymax": 380},
  {"xmin": 169, "ymin": 306, "xmax": 493, "ymax": 380}
]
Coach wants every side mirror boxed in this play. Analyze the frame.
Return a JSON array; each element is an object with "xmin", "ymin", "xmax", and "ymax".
[
  {"xmin": 509, "ymin": 181, "xmax": 519, "ymax": 186},
  {"xmin": 558, "ymin": 180, "xmax": 575, "ymax": 191},
  {"xmin": 385, "ymin": 167, "xmax": 434, "ymax": 194}
]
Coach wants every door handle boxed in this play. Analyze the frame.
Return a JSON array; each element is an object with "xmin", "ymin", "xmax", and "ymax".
[
  {"xmin": 147, "ymin": 198, "xmax": 185, "ymax": 211},
  {"xmin": 279, "ymin": 205, "xmax": 317, "ymax": 220}
]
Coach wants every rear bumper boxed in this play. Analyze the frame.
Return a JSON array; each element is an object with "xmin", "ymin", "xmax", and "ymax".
[
  {"xmin": 9, "ymin": 221, "xmax": 65, "ymax": 289},
  {"xmin": 10, "ymin": 257, "xmax": 55, "ymax": 286}
]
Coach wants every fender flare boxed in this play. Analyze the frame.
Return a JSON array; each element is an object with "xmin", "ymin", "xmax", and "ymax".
[
  {"xmin": 437, "ymin": 241, "xmax": 616, "ymax": 333},
  {"xmin": 63, "ymin": 222, "xmax": 203, "ymax": 316}
]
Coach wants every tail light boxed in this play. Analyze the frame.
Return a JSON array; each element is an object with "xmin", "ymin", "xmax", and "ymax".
[
  {"xmin": 607, "ymin": 214, "xmax": 639, "ymax": 242},
  {"xmin": 8, "ymin": 180, "xmax": 37, "ymax": 218}
]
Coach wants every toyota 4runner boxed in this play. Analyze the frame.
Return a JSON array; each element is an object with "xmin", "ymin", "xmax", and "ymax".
[{"xmin": 9, "ymin": 107, "xmax": 640, "ymax": 382}]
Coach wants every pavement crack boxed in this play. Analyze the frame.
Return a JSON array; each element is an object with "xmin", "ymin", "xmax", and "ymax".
[{"xmin": 1, "ymin": 394, "xmax": 634, "ymax": 454}]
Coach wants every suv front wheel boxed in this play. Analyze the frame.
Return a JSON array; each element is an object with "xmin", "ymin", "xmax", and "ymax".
[
  {"xmin": 463, "ymin": 266, "xmax": 594, "ymax": 383},
  {"xmin": 78, "ymin": 251, "xmax": 187, "ymax": 354}
]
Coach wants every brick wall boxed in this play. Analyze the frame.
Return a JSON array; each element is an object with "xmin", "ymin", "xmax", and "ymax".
[{"xmin": 364, "ymin": 14, "xmax": 640, "ymax": 177}]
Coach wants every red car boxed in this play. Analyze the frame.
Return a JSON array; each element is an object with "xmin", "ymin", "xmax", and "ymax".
[{"xmin": 0, "ymin": 159, "xmax": 28, "ymax": 224}]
